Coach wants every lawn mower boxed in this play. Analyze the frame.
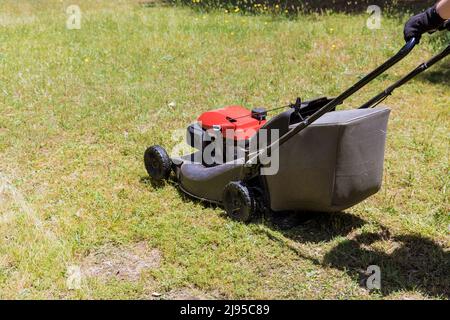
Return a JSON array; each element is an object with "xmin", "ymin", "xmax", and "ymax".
[{"xmin": 144, "ymin": 37, "xmax": 450, "ymax": 222}]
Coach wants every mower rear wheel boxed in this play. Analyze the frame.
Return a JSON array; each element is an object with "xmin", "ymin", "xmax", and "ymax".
[
  {"xmin": 144, "ymin": 145, "xmax": 172, "ymax": 181},
  {"xmin": 222, "ymin": 182, "xmax": 256, "ymax": 223}
]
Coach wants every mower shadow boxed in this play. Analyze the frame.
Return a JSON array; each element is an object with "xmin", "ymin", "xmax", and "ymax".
[
  {"xmin": 322, "ymin": 231, "xmax": 450, "ymax": 298},
  {"xmin": 417, "ymin": 60, "xmax": 450, "ymax": 87},
  {"xmin": 179, "ymin": 0, "xmax": 428, "ymax": 14},
  {"xmin": 265, "ymin": 210, "xmax": 366, "ymax": 243},
  {"xmin": 263, "ymin": 211, "xmax": 449, "ymax": 299},
  {"xmin": 140, "ymin": 177, "xmax": 449, "ymax": 298}
]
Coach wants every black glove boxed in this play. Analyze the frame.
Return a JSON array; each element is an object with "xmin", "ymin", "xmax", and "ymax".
[{"xmin": 404, "ymin": 5, "xmax": 446, "ymax": 43}]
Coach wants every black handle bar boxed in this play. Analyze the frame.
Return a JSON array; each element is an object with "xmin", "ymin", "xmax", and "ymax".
[
  {"xmin": 244, "ymin": 38, "xmax": 418, "ymax": 172},
  {"xmin": 360, "ymin": 43, "xmax": 450, "ymax": 109}
]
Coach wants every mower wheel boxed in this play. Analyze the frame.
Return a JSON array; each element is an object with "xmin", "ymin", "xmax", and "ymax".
[
  {"xmin": 222, "ymin": 182, "xmax": 256, "ymax": 223},
  {"xmin": 144, "ymin": 145, "xmax": 172, "ymax": 181}
]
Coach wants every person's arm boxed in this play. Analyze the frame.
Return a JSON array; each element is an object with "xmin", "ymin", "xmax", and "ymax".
[{"xmin": 404, "ymin": 0, "xmax": 449, "ymax": 42}]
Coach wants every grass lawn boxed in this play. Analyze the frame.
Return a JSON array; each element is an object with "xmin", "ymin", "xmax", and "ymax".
[{"xmin": 0, "ymin": 0, "xmax": 448, "ymax": 299}]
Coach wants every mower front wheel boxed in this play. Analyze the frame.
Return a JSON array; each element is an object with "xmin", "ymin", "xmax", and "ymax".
[
  {"xmin": 222, "ymin": 182, "xmax": 256, "ymax": 223},
  {"xmin": 144, "ymin": 145, "xmax": 172, "ymax": 181}
]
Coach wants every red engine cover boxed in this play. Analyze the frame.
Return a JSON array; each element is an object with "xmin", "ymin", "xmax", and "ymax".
[{"xmin": 197, "ymin": 106, "xmax": 266, "ymax": 141}]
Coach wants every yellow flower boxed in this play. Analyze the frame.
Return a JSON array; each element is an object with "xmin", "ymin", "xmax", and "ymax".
[
  {"xmin": 84, "ymin": 57, "xmax": 89, "ymax": 63},
  {"xmin": 234, "ymin": 7, "xmax": 240, "ymax": 13}
]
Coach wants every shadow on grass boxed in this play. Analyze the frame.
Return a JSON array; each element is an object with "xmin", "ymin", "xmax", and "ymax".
[
  {"xmin": 263, "ymin": 211, "xmax": 449, "ymax": 299},
  {"xmin": 170, "ymin": 0, "xmax": 428, "ymax": 14},
  {"xmin": 322, "ymin": 231, "xmax": 450, "ymax": 298},
  {"xmin": 265, "ymin": 210, "xmax": 365, "ymax": 242},
  {"xmin": 417, "ymin": 60, "xmax": 450, "ymax": 87},
  {"xmin": 283, "ymin": 0, "xmax": 427, "ymax": 14},
  {"xmin": 140, "ymin": 176, "xmax": 448, "ymax": 298}
]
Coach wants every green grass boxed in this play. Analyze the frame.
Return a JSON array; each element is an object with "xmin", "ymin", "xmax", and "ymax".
[{"xmin": 0, "ymin": 0, "xmax": 448, "ymax": 299}]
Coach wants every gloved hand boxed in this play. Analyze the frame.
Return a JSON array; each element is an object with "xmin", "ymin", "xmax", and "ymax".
[{"xmin": 404, "ymin": 5, "xmax": 446, "ymax": 43}]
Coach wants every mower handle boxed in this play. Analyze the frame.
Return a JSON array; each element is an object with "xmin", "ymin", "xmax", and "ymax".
[
  {"xmin": 243, "ymin": 38, "xmax": 418, "ymax": 173},
  {"xmin": 360, "ymin": 42, "xmax": 450, "ymax": 109}
]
